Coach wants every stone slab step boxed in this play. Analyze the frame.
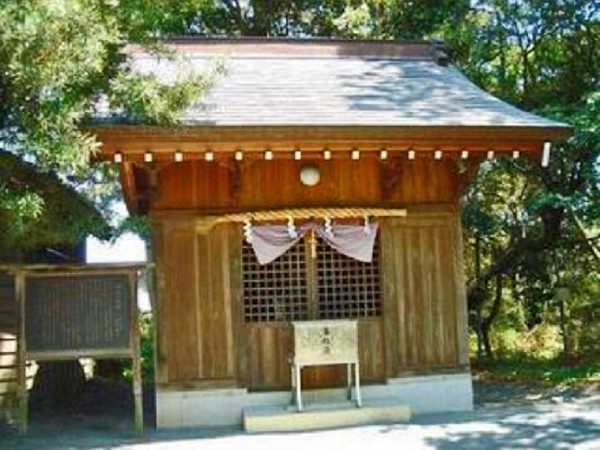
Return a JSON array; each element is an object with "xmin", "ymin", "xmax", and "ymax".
[{"xmin": 243, "ymin": 398, "xmax": 411, "ymax": 433}]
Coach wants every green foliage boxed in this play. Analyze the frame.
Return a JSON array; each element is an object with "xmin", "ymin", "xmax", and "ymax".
[
  {"xmin": 492, "ymin": 323, "xmax": 563, "ymax": 359},
  {"xmin": 114, "ymin": 0, "xmax": 472, "ymax": 40},
  {"xmin": 445, "ymin": 0, "xmax": 599, "ymax": 108},
  {"xmin": 122, "ymin": 312, "xmax": 154, "ymax": 383},
  {"xmin": 108, "ymin": 57, "xmax": 227, "ymax": 126},
  {"xmin": 0, "ymin": 152, "xmax": 110, "ymax": 251},
  {"xmin": 0, "ymin": 0, "xmax": 220, "ymax": 250},
  {"xmin": 117, "ymin": 215, "xmax": 152, "ymax": 242},
  {"xmin": 563, "ymin": 271, "xmax": 600, "ymax": 358},
  {"xmin": 1, "ymin": 0, "xmax": 116, "ymax": 171},
  {"xmin": 139, "ymin": 312, "xmax": 154, "ymax": 383},
  {"xmin": 453, "ymin": 1, "xmax": 599, "ymax": 362},
  {"xmin": 110, "ymin": 0, "xmax": 348, "ymax": 37},
  {"xmin": 363, "ymin": 0, "xmax": 472, "ymax": 40},
  {"xmin": 332, "ymin": 3, "xmax": 374, "ymax": 38},
  {"xmin": 475, "ymin": 356, "xmax": 600, "ymax": 385}
]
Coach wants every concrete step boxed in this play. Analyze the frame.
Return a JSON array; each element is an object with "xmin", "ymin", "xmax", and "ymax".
[{"xmin": 243, "ymin": 398, "xmax": 411, "ymax": 433}]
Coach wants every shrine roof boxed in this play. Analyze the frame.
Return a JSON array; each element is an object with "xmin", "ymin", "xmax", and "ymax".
[{"xmin": 92, "ymin": 37, "xmax": 569, "ymax": 138}]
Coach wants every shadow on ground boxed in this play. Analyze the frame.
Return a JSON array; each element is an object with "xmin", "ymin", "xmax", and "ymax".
[
  {"xmin": 404, "ymin": 402, "xmax": 600, "ymax": 449},
  {"xmin": 1, "ymin": 380, "xmax": 599, "ymax": 449},
  {"xmin": 473, "ymin": 379, "xmax": 600, "ymax": 408}
]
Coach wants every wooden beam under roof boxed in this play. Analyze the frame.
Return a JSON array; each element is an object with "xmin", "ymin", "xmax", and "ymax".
[{"xmin": 91, "ymin": 124, "xmax": 569, "ymax": 162}]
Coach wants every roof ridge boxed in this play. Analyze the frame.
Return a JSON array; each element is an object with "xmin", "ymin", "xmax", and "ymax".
[
  {"xmin": 138, "ymin": 37, "xmax": 449, "ymax": 65},
  {"xmin": 162, "ymin": 36, "xmax": 438, "ymax": 46}
]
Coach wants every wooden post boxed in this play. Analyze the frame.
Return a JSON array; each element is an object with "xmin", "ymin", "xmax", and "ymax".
[
  {"xmin": 15, "ymin": 270, "xmax": 28, "ymax": 435},
  {"xmin": 130, "ymin": 271, "xmax": 143, "ymax": 436},
  {"xmin": 305, "ymin": 234, "xmax": 318, "ymax": 320}
]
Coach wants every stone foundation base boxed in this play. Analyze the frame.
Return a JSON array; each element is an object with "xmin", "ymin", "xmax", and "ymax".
[{"xmin": 156, "ymin": 372, "xmax": 473, "ymax": 428}]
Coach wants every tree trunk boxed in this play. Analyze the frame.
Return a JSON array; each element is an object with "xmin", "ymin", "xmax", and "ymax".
[
  {"xmin": 474, "ymin": 234, "xmax": 485, "ymax": 362},
  {"xmin": 467, "ymin": 206, "xmax": 565, "ymax": 312},
  {"xmin": 482, "ymin": 324, "xmax": 493, "ymax": 360},
  {"xmin": 558, "ymin": 296, "xmax": 572, "ymax": 363},
  {"xmin": 481, "ymin": 273, "xmax": 504, "ymax": 360}
]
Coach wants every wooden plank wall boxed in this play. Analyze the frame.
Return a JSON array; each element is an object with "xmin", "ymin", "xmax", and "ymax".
[
  {"xmin": 153, "ymin": 158, "xmax": 459, "ymax": 212},
  {"xmin": 243, "ymin": 323, "xmax": 292, "ymax": 390},
  {"xmin": 155, "ymin": 222, "xmax": 239, "ymax": 387},
  {"xmin": 239, "ymin": 208, "xmax": 467, "ymax": 390},
  {"xmin": 154, "ymin": 220, "xmax": 392, "ymax": 390},
  {"xmin": 151, "ymin": 154, "xmax": 469, "ymax": 390},
  {"xmin": 0, "ymin": 274, "xmax": 18, "ymax": 420},
  {"xmin": 381, "ymin": 210, "xmax": 469, "ymax": 376},
  {"xmin": 154, "ymin": 206, "xmax": 469, "ymax": 391}
]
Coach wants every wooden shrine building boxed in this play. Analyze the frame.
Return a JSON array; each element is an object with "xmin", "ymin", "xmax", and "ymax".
[{"xmin": 93, "ymin": 38, "xmax": 570, "ymax": 428}]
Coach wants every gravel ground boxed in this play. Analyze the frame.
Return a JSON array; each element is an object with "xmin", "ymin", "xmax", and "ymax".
[
  {"xmin": 473, "ymin": 379, "xmax": 600, "ymax": 407},
  {"xmin": 1, "ymin": 380, "xmax": 599, "ymax": 450}
]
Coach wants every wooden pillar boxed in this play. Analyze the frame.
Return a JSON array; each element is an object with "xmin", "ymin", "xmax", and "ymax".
[
  {"xmin": 150, "ymin": 221, "xmax": 167, "ymax": 386},
  {"xmin": 129, "ymin": 270, "xmax": 143, "ymax": 436},
  {"xmin": 15, "ymin": 270, "xmax": 27, "ymax": 435},
  {"xmin": 453, "ymin": 216, "xmax": 470, "ymax": 367},
  {"xmin": 380, "ymin": 218, "xmax": 400, "ymax": 378}
]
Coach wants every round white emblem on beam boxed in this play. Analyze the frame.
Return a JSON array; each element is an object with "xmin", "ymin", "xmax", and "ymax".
[{"xmin": 300, "ymin": 164, "xmax": 321, "ymax": 186}]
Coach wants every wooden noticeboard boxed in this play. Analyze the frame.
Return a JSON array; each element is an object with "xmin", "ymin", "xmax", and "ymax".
[
  {"xmin": 0, "ymin": 264, "xmax": 147, "ymax": 435},
  {"xmin": 25, "ymin": 274, "xmax": 132, "ymax": 359}
]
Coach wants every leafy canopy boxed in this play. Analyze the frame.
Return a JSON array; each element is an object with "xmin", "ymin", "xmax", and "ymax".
[{"xmin": 0, "ymin": 0, "xmax": 222, "ymax": 251}]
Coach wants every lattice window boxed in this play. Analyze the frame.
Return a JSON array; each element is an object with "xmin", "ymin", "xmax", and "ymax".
[
  {"xmin": 316, "ymin": 236, "xmax": 381, "ymax": 319},
  {"xmin": 242, "ymin": 238, "xmax": 309, "ymax": 322},
  {"xmin": 242, "ymin": 233, "xmax": 381, "ymax": 323}
]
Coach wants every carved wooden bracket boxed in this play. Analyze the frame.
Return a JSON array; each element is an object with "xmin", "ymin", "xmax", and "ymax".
[
  {"xmin": 146, "ymin": 164, "xmax": 161, "ymax": 202},
  {"xmin": 380, "ymin": 158, "xmax": 404, "ymax": 201},
  {"xmin": 120, "ymin": 162, "xmax": 139, "ymax": 215},
  {"xmin": 226, "ymin": 161, "xmax": 242, "ymax": 207},
  {"xmin": 121, "ymin": 162, "xmax": 165, "ymax": 215}
]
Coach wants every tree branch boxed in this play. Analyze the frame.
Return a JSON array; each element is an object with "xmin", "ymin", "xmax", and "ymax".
[
  {"xmin": 568, "ymin": 207, "xmax": 600, "ymax": 263},
  {"xmin": 222, "ymin": 0, "xmax": 246, "ymax": 33}
]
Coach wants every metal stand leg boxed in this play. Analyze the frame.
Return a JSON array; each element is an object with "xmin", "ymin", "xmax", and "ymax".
[
  {"xmin": 346, "ymin": 363, "xmax": 352, "ymax": 400},
  {"xmin": 354, "ymin": 363, "xmax": 362, "ymax": 407},
  {"xmin": 290, "ymin": 362, "xmax": 295, "ymax": 406},
  {"xmin": 295, "ymin": 362, "xmax": 303, "ymax": 412}
]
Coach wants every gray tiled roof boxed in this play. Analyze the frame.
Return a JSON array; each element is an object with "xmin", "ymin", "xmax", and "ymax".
[{"xmin": 100, "ymin": 46, "xmax": 568, "ymax": 130}]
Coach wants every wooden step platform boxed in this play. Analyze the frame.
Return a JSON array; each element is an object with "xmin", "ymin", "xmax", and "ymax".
[{"xmin": 243, "ymin": 398, "xmax": 411, "ymax": 433}]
